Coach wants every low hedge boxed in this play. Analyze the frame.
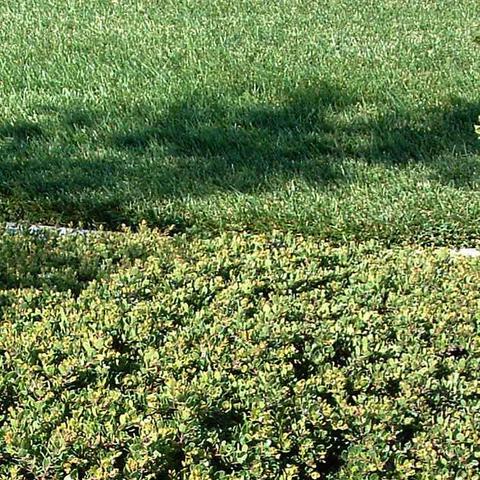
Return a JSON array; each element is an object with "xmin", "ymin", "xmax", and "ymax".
[{"xmin": 1, "ymin": 227, "xmax": 479, "ymax": 479}]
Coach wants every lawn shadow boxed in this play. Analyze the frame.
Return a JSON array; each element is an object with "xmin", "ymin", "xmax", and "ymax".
[
  {"xmin": 111, "ymin": 86, "xmax": 480, "ymax": 192},
  {"xmin": 111, "ymin": 84, "xmax": 353, "ymax": 191},
  {"xmin": 0, "ymin": 82, "xmax": 479, "ymax": 228}
]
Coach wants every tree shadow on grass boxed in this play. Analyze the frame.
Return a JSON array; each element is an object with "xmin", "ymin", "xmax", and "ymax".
[{"xmin": 0, "ymin": 82, "xmax": 479, "ymax": 229}]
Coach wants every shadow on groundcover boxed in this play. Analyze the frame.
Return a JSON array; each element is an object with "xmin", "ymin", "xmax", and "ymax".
[{"xmin": 0, "ymin": 82, "xmax": 479, "ymax": 229}]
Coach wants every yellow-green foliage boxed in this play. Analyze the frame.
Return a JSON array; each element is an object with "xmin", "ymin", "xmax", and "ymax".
[{"xmin": 1, "ymin": 227, "xmax": 480, "ymax": 479}]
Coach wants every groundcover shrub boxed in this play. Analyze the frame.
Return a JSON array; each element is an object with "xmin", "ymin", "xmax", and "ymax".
[{"xmin": 0, "ymin": 226, "xmax": 479, "ymax": 479}]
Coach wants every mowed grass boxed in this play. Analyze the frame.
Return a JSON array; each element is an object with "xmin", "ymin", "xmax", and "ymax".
[{"xmin": 1, "ymin": 0, "xmax": 480, "ymax": 244}]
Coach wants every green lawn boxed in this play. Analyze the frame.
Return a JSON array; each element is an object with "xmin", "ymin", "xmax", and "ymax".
[{"xmin": 1, "ymin": 0, "xmax": 480, "ymax": 244}]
